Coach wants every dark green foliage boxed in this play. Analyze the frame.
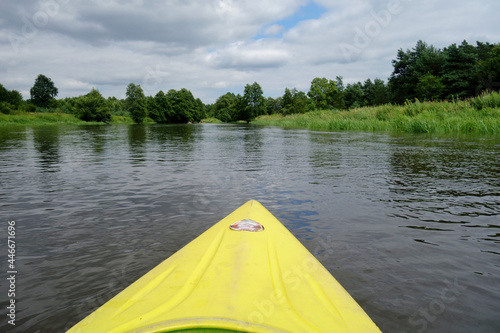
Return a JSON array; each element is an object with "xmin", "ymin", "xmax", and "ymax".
[
  {"xmin": 281, "ymin": 88, "xmax": 309, "ymax": 115},
  {"xmin": 57, "ymin": 96, "xmax": 85, "ymax": 114},
  {"xmin": 30, "ymin": 74, "xmax": 58, "ymax": 107},
  {"xmin": 213, "ymin": 92, "xmax": 238, "ymax": 122},
  {"xmin": 194, "ymin": 98, "xmax": 206, "ymax": 121},
  {"xmin": 477, "ymin": 44, "xmax": 500, "ymax": 93},
  {"xmin": 24, "ymin": 104, "xmax": 36, "ymax": 113},
  {"xmin": 416, "ymin": 73, "xmax": 445, "ymax": 101},
  {"xmin": 0, "ymin": 84, "xmax": 24, "ymax": 112},
  {"xmin": 344, "ymin": 79, "xmax": 388, "ymax": 109},
  {"xmin": 266, "ymin": 97, "xmax": 282, "ymax": 115},
  {"xmin": 389, "ymin": 40, "xmax": 500, "ymax": 103},
  {"xmin": 166, "ymin": 88, "xmax": 202, "ymax": 123},
  {"xmin": 389, "ymin": 41, "xmax": 446, "ymax": 103},
  {"xmin": 441, "ymin": 41, "xmax": 479, "ymax": 99},
  {"xmin": 364, "ymin": 78, "xmax": 389, "ymax": 106},
  {"xmin": 9, "ymin": 90, "xmax": 23, "ymax": 108},
  {"xmin": 75, "ymin": 88, "xmax": 112, "ymax": 123},
  {"xmin": 148, "ymin": 90, "xmax": 172, "ymax": 123},
  {"xmin": 108, "ymin": 97, "xmax": 127, "ymax": 116},
  {"xmin": 5, "ymin": 90, "xmax": 23, "ymax": 108},
  {"xmin": 0, "ymin": 84, "xmax": 7, "ymax": 103},
  {"xmin": 241, "ymin": 82, "xmax": 266, "ymax": 123},
  {"xmin": 0, "ymin": 102, "xmax": 16, "ymax": 114},
  {"xmin": 125, "ymin": 83, "xmax": 147, "ymax": 124},
  {"xmin": 344, "ymin": 82, "xmax": 364, "ymax": 109}
]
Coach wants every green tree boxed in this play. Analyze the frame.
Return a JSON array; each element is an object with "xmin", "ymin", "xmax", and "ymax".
[
  {"xmin": 364, "ymin": 78, "xmax": 388, "ymax": 106},
  {"xmin": 30, "ymin": 74, "xmax": 58, "ymax": 107},
  {"xmin": 149, "ymin": 90, "xmax": 172, "ymax": 123},
  {"xmin": 75, "ymin": 88, "xmax": 112, "ymax": 122},
  {"xmin": 0, "ymin": 84, "xmax": 8, "ymax": 103},
  {"xmin": 58, "ymin": 96, "xmax": 78, "ymax": 114},
  {"xmin": 194, "ymin": 98, "xmax": 206, "ymax": 122},
  {"xmin": 344, "ymin": 82, "xmax": 364, "ymax": 109},
  {"xmin": 389, "ymin": 41, "xmax": 445, "ymax": 103},
  {"xmin": 477, "ymin": 44, "xmax": 500, "ymax": 93},
  {"xmin": 0, "ymin": 84, "xmax": 23, "ymax": 109},
  {"xmin": 8, "ymin": 90, "xmax": 23, "ymax": 108},
  {"xmin": 107, "ymin": 97, "xmax": 126, "ymax": 116},
  {"xmin": 266, "ymin": 97, "xmax": 282, "ymax": 115},
  {"xmin": 0, "ymin": 84, "xmax": 18, "ymax": 114},
  {"xmin": 282, "ymin": 88, "xmax": 294, "ymax": 114},
  {"xmin": 415, "ymin": 73, "xmax": 445, "ymax": 101},
  {"xmin": 441, "ymin": 41, "xmax": 479, "ymax": 99},
  {"xmin": 307, "ymin": 77, "xmax": 344, "ymax": 110},
  {"xmin": 125, "ymin": 83, "xmax": 147, "ymax": 124},
  {"xmin": 281, "ymin": 88, "xmax": 309, "ymax": 115},
  {"xmin": 213, "ymin": 92, "xmax": 238, "ymax": 122},
  {"xmin": 332, "ymin": 76, "xmax": 345, "ymax": 109},
  {"xmin": 241, "ymin": 82, "xmax": 266, "ymax": 123},
  {"xmin": 308, "ymin": 77, "xmax": 330, "ymax": 109},
  {"xmin": 166, "ymin": 88, "xmax": 201, "ymax": 123}
]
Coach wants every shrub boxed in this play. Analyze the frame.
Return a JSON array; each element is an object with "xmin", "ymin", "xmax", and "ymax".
[
  {"xmin": 0, "ymin": 102, "xmax": 15, "ymax": 114},
  {"xmin": 75, "ymin": 89, "xmax": 112, "ymax": 123},
  {"xmin": 24, "ymin": 104, "xmax": 37, "ymax": 113}
]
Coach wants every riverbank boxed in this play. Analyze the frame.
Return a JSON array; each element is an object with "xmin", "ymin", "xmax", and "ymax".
[
  {"xmin": 0, "ymin": 113, "xmax": 136, "ymax": 126},
  {"xmin": 0, "ymin": 112, "xmax": 225, "ymax": 127},
  {"xmin": 253, "ymin": 98, "xmax": 500, "ymax": 135}
]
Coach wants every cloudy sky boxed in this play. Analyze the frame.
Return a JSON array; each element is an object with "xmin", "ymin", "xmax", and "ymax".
[{"xmin": 1, "ymin": 0, "xmax": 498, "ymax": 103}]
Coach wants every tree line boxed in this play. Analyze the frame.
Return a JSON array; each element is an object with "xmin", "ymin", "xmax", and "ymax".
[{"xmin": 1, "ymin": 40, "xmax": 499, "ymax": 123}]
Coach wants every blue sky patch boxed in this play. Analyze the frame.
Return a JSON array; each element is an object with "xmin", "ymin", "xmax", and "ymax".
[{"xmin": 255, "ymin": 1, "xmax": 327, "ymax": 39}]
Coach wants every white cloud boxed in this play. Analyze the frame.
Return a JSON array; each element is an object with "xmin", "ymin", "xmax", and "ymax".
[
  {"xmin": 0, "ymin": 0, "xmax": 499, "ymax": 103},
  {"xmin": 206, "ymin": 40, "xmax": 291, "ymax": 70}
]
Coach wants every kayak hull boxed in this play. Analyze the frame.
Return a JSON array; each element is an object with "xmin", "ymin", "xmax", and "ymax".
[{"xmin": 67, "ymin": 200, "xmax": 381, "ymax": 332}]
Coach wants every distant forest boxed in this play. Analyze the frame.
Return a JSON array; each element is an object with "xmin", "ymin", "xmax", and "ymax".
[{"xmin": 1, "ymin": 40, "xmax": 499, "ymax": 123}]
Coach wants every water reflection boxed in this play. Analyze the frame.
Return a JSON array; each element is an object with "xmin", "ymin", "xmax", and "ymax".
[
  {"xmin": 128, "ymin": 125, "xmax": 148, "ymax": 166},
  {"xmin": 33, "ymin": 126, "xmax": 60, "ymax": 172},
  {"xmin": 1, "ymin": 125, "xmax": 499, "ymax": 333},
  {"xmin": 0, "ymin": 127, "xmax": 27, "ymax": 151},
  {"xmin": 308, "ymin": 133, "xmax": 342, "ymax": 180},
  {"xmin": 387, "ymin": 136, "xmax": 500, "ymax": 248},
  {"xmin": 241, "ymin": 126, "xmax": 264, "ymax": 172},
  {"xmin": 85, "ymin": 125, "xmax": 109, "ymax": 155}
]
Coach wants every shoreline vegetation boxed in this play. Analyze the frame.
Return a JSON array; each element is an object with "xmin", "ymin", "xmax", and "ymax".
[
  {"xmin": 1, "ymin": 92, "xmax": 499, "ymax": 136},
  {"xmin": 0, "ymin": 113, "xmax": 137, "ymax": 126},
  {"xmin": 253, "ymin": 93, "xmax": 500, "ymax": 135},
  {"xmin": 2, "ymin": 40, "xmax": 499, "ymax": 135}
]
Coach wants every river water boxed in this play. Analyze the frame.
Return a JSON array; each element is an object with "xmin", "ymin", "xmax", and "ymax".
[{"xmin": 0, "ymin": 124, "xmax": 499, "ymax": 333}]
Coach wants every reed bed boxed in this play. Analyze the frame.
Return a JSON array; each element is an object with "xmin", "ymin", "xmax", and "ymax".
[{"xmin": 254, "ymin": 95, "xmax": 500, "ymax": 135}]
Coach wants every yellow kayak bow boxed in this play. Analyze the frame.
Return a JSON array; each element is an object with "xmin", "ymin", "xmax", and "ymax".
[{"xmin": 67, "ymin": 200, "xmax": 381, "ymax": 332}]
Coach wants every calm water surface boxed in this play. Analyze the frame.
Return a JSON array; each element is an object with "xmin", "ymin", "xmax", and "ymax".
[{"xmin": 0, "ymin": 124, "xmax": 499, "ymax": 333}]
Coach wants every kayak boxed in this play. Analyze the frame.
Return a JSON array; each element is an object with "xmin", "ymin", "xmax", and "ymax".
[{"xmin": 67, "ymin": 200, "xmax": 381, "ymax": 332}]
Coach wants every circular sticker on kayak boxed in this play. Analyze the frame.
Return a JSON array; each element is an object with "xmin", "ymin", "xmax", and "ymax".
[{"xmin": 229, "ymin": 219, "xmax": 264, "ymax": 232}]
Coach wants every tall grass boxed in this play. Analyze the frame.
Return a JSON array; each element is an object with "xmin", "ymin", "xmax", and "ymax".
[
  {"xmin": 253, "ymin": 93, "xmax": 500, "ymax": 135},
  {"xmin": 470, "ymin": 91, "xmax": 500, "ymax": 110},
  {"xmin": 0, "ymin": 113, "xmax": 134, "ymax": 126}
]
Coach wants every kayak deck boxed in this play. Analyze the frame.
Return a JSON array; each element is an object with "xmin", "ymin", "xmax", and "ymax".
[{"xmin": 67, "ymin": 200, "xmax": 381, "ymax": 332}]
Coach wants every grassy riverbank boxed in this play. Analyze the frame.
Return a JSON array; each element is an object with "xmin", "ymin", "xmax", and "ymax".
[
  {"xmin": 0, "ymin": 113, "xmax": 136, "ymax": 126},
  {"xmin": 253, "ymin": 95, "xmax": 500, "ymax": 135}
]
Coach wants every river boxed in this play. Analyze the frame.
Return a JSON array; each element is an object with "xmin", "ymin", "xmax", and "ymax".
[{"xmin": 0, "ymin": 124, "xmax": 499, "ymax": 332}]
